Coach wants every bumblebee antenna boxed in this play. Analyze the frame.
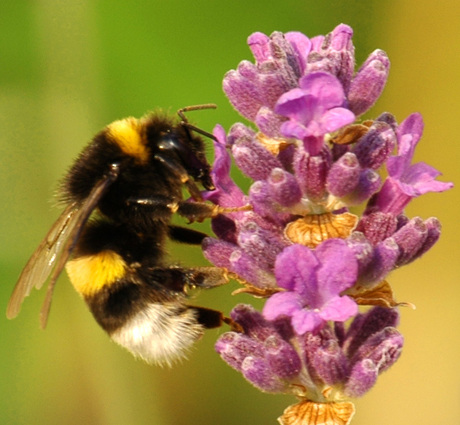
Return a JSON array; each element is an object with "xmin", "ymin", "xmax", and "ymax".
[{"xmin": 177, "ymin": 104, "xmax": 217, "ymax": 141}]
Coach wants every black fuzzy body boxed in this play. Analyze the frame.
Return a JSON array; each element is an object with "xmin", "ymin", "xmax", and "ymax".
[{"xmin": 60, "ymin": 111, "xmax": 226, "ymax": 363}]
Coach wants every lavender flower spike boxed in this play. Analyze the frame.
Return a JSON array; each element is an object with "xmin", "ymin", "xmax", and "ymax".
[{"xmin": 203, "ymin": 23, "xmax": 453, "ymax": 425}]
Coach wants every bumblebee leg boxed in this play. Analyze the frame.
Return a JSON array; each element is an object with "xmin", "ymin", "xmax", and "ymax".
[
  {"xmin": 191, "ymin": 306, "xmax": 243, "ymax": 332},
  {"xmin": 126, "ymin": 195, "xmax": 214, "ymax": 220},
  {"xmin": 168, "ymin": 225, "xmax": 208, "ymax": 245},
  {"xmin": 177, "ymin": 201, "xmax": 253, "ymax": 223},
  {"xmin": 127, "ymin": 196, "xmax": 251, "ymax": 222},
  {"xmin": 126, "ymin": 195, "xmax": 181, "ymax": 218},
  {"xmin": 143, "ymin": 265, "xmax": 229, "ymax": 293},
  {"xmin": 176, "ymin": 201, "xmax": 219, "ymax": 222},
  {"xmin": 184, "ymin": 266, "xmax": 229, "ymax": 289}
]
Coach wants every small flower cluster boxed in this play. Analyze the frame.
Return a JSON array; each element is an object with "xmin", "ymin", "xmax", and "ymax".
[
  {"xmin": 216, "ymin": 305, "xmax": 402, "ymax": 424},
  {"xmin": 203, "ymin": 24, "xmax": 452, "ymax": 424}
]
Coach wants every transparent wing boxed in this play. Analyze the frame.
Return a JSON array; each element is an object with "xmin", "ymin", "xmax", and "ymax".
[
  {"xmin": 6, "ymin": 165, "xmax": 120, "ymax": 328},
  {"xmin": 6, "ymin": 202, "xmax": 79, "ymax": 321}
]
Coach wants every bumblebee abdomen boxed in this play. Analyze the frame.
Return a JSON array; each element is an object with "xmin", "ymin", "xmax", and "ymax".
[
  {"xmin": 66, "ymin": 250, "xmax": 127, "ymax": 297},
  {"xmin": 110, "ymin": 302, "xmax": 204, "ymax": 365},
  {"xmin": 66, "ymin": 243, "xmax": 204, "ymax": 365},
  {"xmin": 80, "ymin": 270, "xmax": 203, "ymax": 365}
]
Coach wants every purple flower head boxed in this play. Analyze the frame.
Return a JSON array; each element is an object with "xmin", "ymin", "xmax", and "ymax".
[
  {"xmin": 263, "ymin": 240, "xmax": 358, "ymax": 334},
  {"xmin": 223, "ymin": 24, "xmax": 390, "ymax": 140}
]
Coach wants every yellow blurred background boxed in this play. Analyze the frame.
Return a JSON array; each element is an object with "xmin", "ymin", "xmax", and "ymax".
[{"xmin": 0, "ymin": 1, "xmax": 458, "ymax": 424}]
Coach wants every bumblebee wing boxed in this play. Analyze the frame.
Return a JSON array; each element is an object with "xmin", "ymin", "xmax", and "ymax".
[
  {"xmin": 7, "ymin": 165, "xmax": 120, "ymax": 328},
  {"xmin": 39, "ymin": 169, "xmax": 119, "ymax": 328},
  {"xmin": 6, "ymin": 202, "xmax": 79, "ymax": 321}
]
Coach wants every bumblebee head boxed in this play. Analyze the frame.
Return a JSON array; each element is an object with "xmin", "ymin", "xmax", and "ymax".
[{"xmin": 155, "ymin": 127, "xmax": 214, "ymax": 191}]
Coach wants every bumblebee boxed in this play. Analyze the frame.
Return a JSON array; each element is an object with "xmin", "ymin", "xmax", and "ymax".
[{"xmin": 7, "ymin": 105, "xmax": 237, "ymax": 365}]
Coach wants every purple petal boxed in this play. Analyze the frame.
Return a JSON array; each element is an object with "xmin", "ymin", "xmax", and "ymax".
[
  {"xmin": 396, "ymin": 112, "xmax": 424, "ymax": 148},
  {"xmin": 275, "ymin": 244, "xmax": 319, "ymax": 294},
  {"xmin": 402, "ymin": 162, "xmax": 454, "ymax": 194},
  {"xmin": 248, "ymin": 32, "xmax": 271, "ymax": 62},
  {"xmin": 263, "ymin": 291, "xmax": 303, "ymax": 320},
  {"xmin": 275, "ymin": 88, "xmax": 313, "ymax": 122},
  {"xmin": 279, "ymin": 120, "xmax": 309, "ymax": 141},
  {"xmin": 202, "ymin": 125, "xmax": 246, "ymax": 207},
  {"xmin": 319, "ymin": 107, "xmax": 355, "ymax": 133},
  {"xmin": 319, "ymin": 295, "xmax": 358, "ymax": 322},
  {"xmin": 291, "ymin": 309, "xmax": 323, "ymax": 334},
  {"xmin": 387, "ymin": 113, "xmax": 424, "ymax": 178},
  {"xmin": 299, "ymin": 72, "xmax": 347, "ymax": 108},
  {"xmin": 316, "ymin": 239, "xmax": 358, "ymax": 294}
]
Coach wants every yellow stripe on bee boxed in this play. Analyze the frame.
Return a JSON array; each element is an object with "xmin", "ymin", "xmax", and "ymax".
[
  {"xmin": 107, "ymin": 117, "xmax": 149, "ymax": 163},
  {"xmin": 66, "ymin": 250, "xmax": 127, "ymax": 297}
]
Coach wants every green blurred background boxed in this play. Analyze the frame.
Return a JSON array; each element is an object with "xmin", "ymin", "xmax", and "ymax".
[{"xmin": 1, "ymin": 1, "xmax": 458, "ymax": 424}]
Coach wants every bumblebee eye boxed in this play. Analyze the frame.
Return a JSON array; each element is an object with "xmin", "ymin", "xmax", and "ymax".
[
  {"xmin": 158, "ymin": 135, "xmax": 211, "ymax": 185},
  {"xmin": 157, "ymin": 136, "xmax": 180, "ymax": 154}
]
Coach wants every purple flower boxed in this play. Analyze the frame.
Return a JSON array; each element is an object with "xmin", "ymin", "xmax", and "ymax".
[
  {"xmin": 263, "ymin": 240, "xmax": 358, "ymax": 333},
  {"xmin": 275, "ymin": 72, "xmax": 355, "ymax": 155},
  {"xmin": 202, "ymin": 124, "xmax": 246, "ymax": 209},
  {"xmin": 368, "ymin": 113, "xmax": 453, "ymax": 215}
]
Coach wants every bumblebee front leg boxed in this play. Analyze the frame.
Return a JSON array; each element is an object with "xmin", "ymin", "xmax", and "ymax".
[
  {"xmin": 126, "ymin": 195, "xmax": 217, "ymax": 221},
  {"xmin": 176, "ymin": 200, "xmax": 252, "ymax": 223},
  {"xmin": 127, "ymin": 195, "xmax": 251, "ymax": 223}
]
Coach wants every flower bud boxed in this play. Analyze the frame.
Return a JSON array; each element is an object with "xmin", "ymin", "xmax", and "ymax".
[
  {"xmin": 326, "ymin": 152, "xmax": 361, "ymax": 198},
  {"xmin": 352, "ymin": 121, "xmax": 396, "ymax": 170},
  {"xmin": 232, "ymin": 138, "xmax": 283, "ymax": 181},
  {"xmin": 294, "ymin": 147, "xmax": 332, "ymax": 201},
  {"xmin": 348, "ymin": 49, "xmax": 390, "ymax": 116},
  {"xmin": 268, "ymin": 168, "xmax": 302, "ymax": 207}
]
